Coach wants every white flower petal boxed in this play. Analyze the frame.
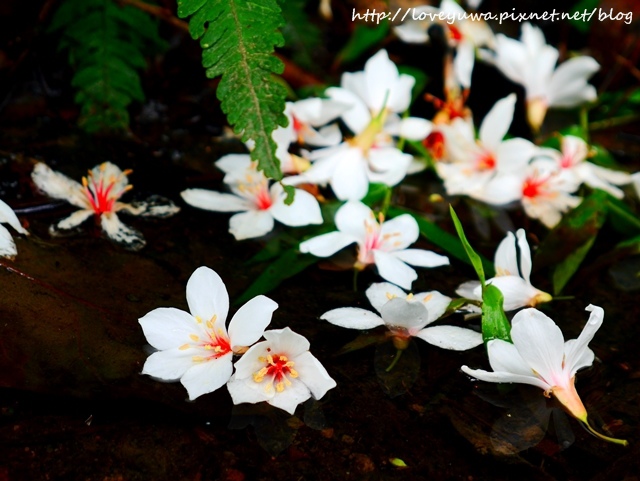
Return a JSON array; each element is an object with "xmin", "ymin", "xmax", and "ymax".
[
  {"xmin": 100, "ymin": 213, "xmax": 145, "ymax": 250},
  {"xmin": 299, "ymin": 231, "xmax": 357, "ymax": 257},
  {"xmin": 454, "ymin": 40, "xmax": 475, "ymax": 89},
  {"xmin": 270, "ymin": 185, "xmax": 323, "ymax": 227},
  {"xmin": 0, "ymin": 224, "xmax": 17, "ymax": 258},
  {"xmin": 0, "ymin": 199, "xmax": 27, "ymax": 235},
  {"xmin": 215, "ymin": 153, "xmax": 253, "ymax": 174},
  {"xmin": 564, "ymin": 304, "xmax": 603, "ymax": 376},
  {"xmin": 326, "ymin": 87, "xmax": 371, "ymax": 135},
  {"xmin": 228, "ymin": 210, "xmax": 274, "ymax": 240},
  {"xmin": 31, "ymin": 162, "xmax": 90, "ymax": 210},
  {"xmin": 516, "ymin": 229, "xmax": 533, "ymax": 283},
  {"xmin": 180, "ymin": 355, "xmax": 234, "ymax": 400},
  {"xmin": 266, "ymin": 378, "xmax": 312, "ymax": 414},
  {"xmin": 365, "ymin": 282, "xmax": 407, "ymax": 313},
  {"xmin": 486, "ymin": 276, "xmax": 541, "ymax": 311},
  {"xmin": 413, "ymin": 290, "xmax": 452, "ymax": 324},
  {"xmin": 380, "ymin": 297, "xmax": 429, "ymax": 330},
  {"xmin": 263, "ymin": 327, "xmax": 310, "ymax": 359},
  {"xmin": 378, "ymin": 214, "xmax": 419, "ymax": 249},
  {"xmin": 186, "ymin": 266, "xmax": 229, "ymax": 326},
  {"xmin": 227, "ymin": 374, "xmax": 270, "ymax": 406},
  {"xmin": 392, "ymin": 249, "xmax": 450, "ymax": 268},
  {"xmin": 292, "ymin": 351, "xmax": 336, "ymax": 400},
  {"xmin": 547, "ymin": 56, "xmax": 599, "ymax": 107},
  {"xmin": 510, "ymin": 308, "xmax": 565, "ymax": 386},
  {"xmin": 373, "ymin": 250, "xmax": 417, "ymax": 289},
  {"xmin": 330, "ymin": 148, "xmax": 369, "ymax": 200},
  {"xmin": 486, "ymin": 339, "xmax": 539, "ymax": 378},
  {"xmin": 415, "ymin": 325, "xmax": 483, "ymax": 350},
  {"xmin": 479, "ymin": 94, "xmax": 516, "ymax": 151},
  {"xmin": 139, "ymin": 307, "xmax": 203, "ymax": 350},
  {"xmin": 494, "ymin": 231, "xmax": 518, "ymax": 276},
  {"xmin": 181, "ymin": 189, "xmax": 251, "ymax": 212},
  {"xmin": 141, "ymin": 348, "xmax": 198, "ymax": 381},
  {"xmin": 461, "ymin": 365, "xmax": 551, "ymax": 390},
  {"xmin": 228, "ymin": 295, "xmax": 277, "ymax": 349},
  {"xmin": 335, "ymin": 200, "xmax": 373, "ymax": 240},
  {"xmin": 320, "ymin": 307, "xmax": 385, "ymax": 330},
  {"xmin": 456, "ymin": 280, "xmax": 482, "ymax": 300},
  {"xmin": 52, "ymin": 209, "xmax": 94, "ymax": 232}
]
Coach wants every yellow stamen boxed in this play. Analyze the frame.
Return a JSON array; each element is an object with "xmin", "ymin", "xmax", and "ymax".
[
  {"xmin": 179, "ymin": 343, "xmax": 190, "ymax": 350},
  {"xmin": 192, "ymin": 356, "xmax": 205, "ymax": 362},
  {"xmin": 189, "ymin": 334, "xmax": 199, "ymax": 342}
]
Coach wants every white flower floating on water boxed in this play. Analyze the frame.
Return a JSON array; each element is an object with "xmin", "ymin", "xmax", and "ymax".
[
  {"xmin": 31, "ymin": 162, "xmax": 179, "ymax": 250},
  {"xmin": 321, "ymin": 282, "xmax": 483, "ymax": 351},
  {"xmin": 456, "ymin": 229, "xmax": 552, "ymax": 311},
  {"xmin": 299, "ymin": 201, "xmax": 449, "ymax": 289},
  {"xmin": 0, "ymin": 199, "xmax": 29, "ymax": 259},
  {"xmin": 181, "ymin": 154, "xmax": 322, "ymax": 241},
  {"xmin": 461, "ymin": 305, "xmax": 628, "ymax": 445},
  {"xmin": 139, "ymin": 266, "xmax": 278, "ymax": 401},
  {"xmin": 227, "ymin": 327, "xmax": 337, "ymax": 415}
]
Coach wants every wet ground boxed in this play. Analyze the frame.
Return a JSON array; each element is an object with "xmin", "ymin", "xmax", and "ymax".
[{"xmin": 0, "ymin": 120, "xmax": 637, "ymax": 481}]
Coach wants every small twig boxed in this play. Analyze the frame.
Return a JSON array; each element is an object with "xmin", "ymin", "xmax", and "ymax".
[
  {"xmin": 116, "ymin": 0, "xmax": 189, "ymax": 32},
  {"xmin": 589, "ymin": 114, "xmax": 640, "ymax": 131}
]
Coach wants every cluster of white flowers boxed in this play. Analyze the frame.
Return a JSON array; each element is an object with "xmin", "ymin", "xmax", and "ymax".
[{"xmin": 139, "ymin": 266, "xmax": 336, "ymax": 414}]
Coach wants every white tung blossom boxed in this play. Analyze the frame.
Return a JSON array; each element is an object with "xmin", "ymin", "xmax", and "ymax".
[
  {"xmin": 0, "ymin": 199, "xmax": 28, "ymax": 259},
  {"xmin": 31, "ymin": 162, "xmax": 179, "ymax": 250},
  {"xmin": 321, "ymin": 282, "xmax": 483, "ymax": 351},
  {"xmin": 299, "ymin": 201, "xmax": 449, "ymax": 289}
]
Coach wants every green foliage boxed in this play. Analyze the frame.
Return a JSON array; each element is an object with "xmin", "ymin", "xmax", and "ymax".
[
  {"xmin": 177, "ymin": 0, "xmax": 288, "ymax": 180},
  {"xmin": 49, "ymin": 0, "xmax": 166, "ymax": 133},
  {"xmin": 335, "ymin": 21, "xmax": 389, "ymax": 66},
  {"xmin": 449, "ymin": 205, "xmax": 486, "ymax": 285},
  {"xmin": 281, "ymin": 0, "xmax": 322, "ymax": 72},
  {"xmin": 481, "ymin": 285, "xmax": 512, "ymax": 344}
]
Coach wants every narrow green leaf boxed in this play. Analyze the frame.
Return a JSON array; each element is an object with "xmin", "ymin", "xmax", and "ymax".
[
  {"xmin": 535, "ymin": 190, "xmax": 608, "ymax": 270},
  {"xmin": 481, "ymin": 284, "xmax": 511, "ymax": 343},
  {"xmin": 552, "ymin": 236, "xmax": 596, "ymax": 295},
  {"xmin": 335, "ymin": 21, "xmax": 389, "ymax": 66},
  {"xmin": 449, "ymin": 205, "xmax": 486, "ymax": 285},
  {"xmin": 387, "ymin": 206, "xmax": 494, "ymax": 277},
  {"xmin": 235, "ymin": 249, "xmax": 318, "ymax": 305}
]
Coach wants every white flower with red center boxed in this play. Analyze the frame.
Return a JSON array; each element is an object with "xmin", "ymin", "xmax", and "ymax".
[
  {"xmin": 0, "ymin": 199, "xmax": 29, "ymax": 259},
  {"xmin": 519, "ymin": 158, "xmax": 582, "ymax": 228},
  {"xmin": 394, "ymin": 0, "xmax": 494, "ymax": 88},
  {"xmin": 299, "ymin": 201, "xmax": 449, "ymax": 289},
  {"xmin": 486, "ymin": 23, "xmax": 599, "ymax": 131},
  {"xmin": 139, "ymin": 266, "xmax": 278, "ymax": 401},
  {"xmin": 456, "ymin": 229, "xmax": 552, "ymax": 311},
  {"xmin": 181, "ymin": 154, "xmax": 323, "ymax": 240},
  {"xmin": 543, "ymin": 135, "xmax": 631, "ymax": 200},
  {"xmin": 461, "ymin": 305, "xmax": 627, "ymax": 446},
  {"xmin": 437, "ymin": 94, "xmax": 538, "ymax": 204},
  {"xmin": 321, "ymin": 282, "xmax": 482, "ymax": 351},
  {"xmin": 226, "ymin": 327, "xmax": 336, "ymax": 415},
  {"xmin": 31, "ymin": 162, "xmax": 179, "ymax": 250}
]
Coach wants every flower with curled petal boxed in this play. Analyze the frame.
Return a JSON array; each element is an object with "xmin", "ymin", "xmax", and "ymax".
[
  {"xmin": 139, "ymin": 266, "xmax": 278, "ymax": 401},
  {"xmin": 226, "ymin": 327, "xmax": 336, "ymax": 415},
  {"xmin": 0, "ymin": 199, "xmax": 28, "ymax": 259},
  {"xmin": 321, "ymin": 282, "xmax": 482, "ymax": 351},
  {"xmin": 461, "ymin": 305, "xmax": 627, "ymax": 445},
  {"xmin": 31, "ymin": 162, "xmax": 179, "ymax": 250},
  {"xmin": 299, "ymin": 201, "xmax": 449, "ymax": 289}
]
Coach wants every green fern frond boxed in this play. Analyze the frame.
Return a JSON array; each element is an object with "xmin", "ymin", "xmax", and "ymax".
[
  {"xmin": 177, "ymin": 0, "xmax": 288, "ymax": 180},
  {"xmin": 49, "ymin": 0, "xmax": 166, "ymax": 133},
  {"xmin": 281, "ymin": 0, "xmax": 322, "ymax": 72}
]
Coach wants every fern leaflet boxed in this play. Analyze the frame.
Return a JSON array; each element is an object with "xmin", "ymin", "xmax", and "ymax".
[
  {"xmin": 177, "ymin": 0, "xmax": 288, "ymax": 180},
  {"xmin": 49, "ymin": 0, "xmax": 166, "ymax": 133}
]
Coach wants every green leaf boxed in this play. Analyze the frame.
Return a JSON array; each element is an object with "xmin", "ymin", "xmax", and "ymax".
[
  {"xmin": 49, "ymin": 0, "xmax": 166, "ymax": 133},
  {"xmin": 607, "ymin": 196, "xmax": 640, "ymax": 236},
  {"xmin": 568, "ymin": 0, "xmax": 599, "ymax": 33},
  {"xmin": 178, "ymin": 0, "xmax": 288, "ymax": 180},
  {"xmin": 335, "ymin": 21, "xmax": 389, "ymax": 66},
  {"xmin": 535, "ymin": 190, "xmax": 608, "ymax": 285},
  {"xmin": 387, "ymin": 206, "xmax": 494, "ymax": 277},
  {"xmin": 235, "ymin": 249, "xmax": 318, "ymax": 305},
  {"xmin": 281, "ymin": 0, "xmax": 322, "ymax": 72},
  {"xmin": 589, "ymin": 144, "xmax": 622, "ymax": 169},
  {"xmin": 282, "ymin": 184, "xmax": 296, "ymax": 205},
  {"xmin": 449, "ymin": 205, "xmax": 486, "ymax": 285},
  {"xmin": 481, "ymin": 284, "xmax": 511, "ymax": 344},
  {"xmin": 552, "ymin": 236, "xmax": 596, "ymax": 295}
]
